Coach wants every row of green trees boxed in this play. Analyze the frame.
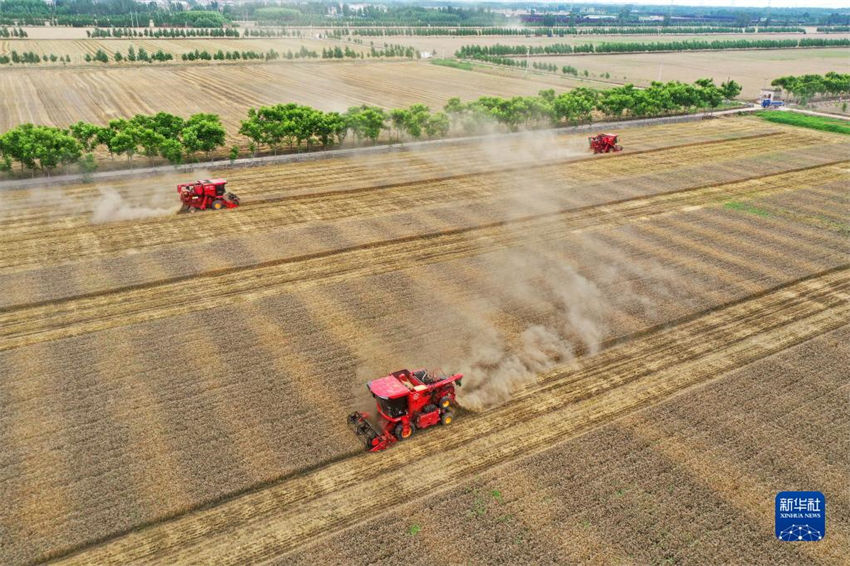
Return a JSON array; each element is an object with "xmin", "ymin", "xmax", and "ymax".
[
  {"xmin": 0, "ymin": 125, "xmax": 82, "ymax": 173},
  {"xmin": 0, "ymin": 50, "xmax": 67, "ymax": 64},
  {"xmin": 239, "ymin": 104, "xmax": 347, "ymax": 152},
  {"xmin": 594, "ymin": 79, "xmax": 739, "ymax": 118},
  {"xmin": 323, "ymin": 46, "xmax": 361, "ymax": 59},
  {"xmin": 1, "ymin": 8, "xmax": 230, "ymax": 28},
  {"xmin": 342, "ymin": 25, "xmax": 808, "ymax": 37},
  {"xmin": 0, "ymin": 112, "xmax": 227, "ymax": 174},
  {"xmin": 0, "ymin": 45, "xmax": 420, "ymax": 66},
  {"xmin": 239, "ymin": 79, "xmax": 740, "ymax": 141},
  {"xmin": 114, "ymin": 46, "xmax": 172, "ymax": 62},
  {"xmin": 458, "ymin": 37, "xmax": 850, "ymax": 58},
  {"xmin": 88, "ymin": 27, "xmax": 241, "ymax": 39},
  {"xmin": 744, "ymin": 26, "xmax": 806, "ymax": 32},
  {"xmin": 0, "ymin": 78, "xmax": 742, "ymax": 175},
  {"xmin": 244, "ymin": 4, "xmax": 500, "ymax": 27},
  {"xmin": 533, "ymin": 61, "xmax": 559, "ymax": 73},
  {"xmin": 443, "ymin": 79, "xmax": 740, "ymax": 133},
  {"xmin": 590, "ymin": 37, "xmax": 849, "ymax": 52},
  {"xmin": 181, "ymin": 48, "xmax": 292, "ymax": 62},
  {"xmin": 369, "ymin": 44, "xmax": 418, "ymax": 58},
  {"xmin": 474, "ymin": 55, "xmax": 599, "ymax": 78},
  {"xmin": 771, "ymin": 72, "xmax": 850, "ymax": 102},
  {"xmin": 471, "ymin": 54, "xmax": 529, "ymax": 68},
  {"xmin": 243, "ymin": 28, "xmax": 302, "ymax": 38},
  {"xmin": 78, "ymin": 46, "xmax": 172, "ymax": 63},
  {"xmin": 0, "ymin": 25, "xmax": 25, "ymax": 36}
]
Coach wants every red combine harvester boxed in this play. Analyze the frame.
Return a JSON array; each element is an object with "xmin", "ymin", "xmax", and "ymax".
[
  {"xmin": 177, "ymin": 179, "xmax": 240, "ymax": 213},
  {"xmin": 348, "ymin": 369, "xmax": 463, "ymax": 452},
  {"xmin": 588, "ymin": 133, "xmax": 623, "ymax": 154}
]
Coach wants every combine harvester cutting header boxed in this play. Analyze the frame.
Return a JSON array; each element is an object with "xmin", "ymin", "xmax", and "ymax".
[
  {"xmin": 177, "ymin": 179, "xmax": 240, "ymax": 213},
  {"xmin": 348, "ymin": 369, "xmax": 463, "ymax": 452}
]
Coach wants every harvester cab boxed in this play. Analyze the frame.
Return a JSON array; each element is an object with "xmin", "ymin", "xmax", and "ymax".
[
  {"xmin": 177, "ymin": 179, "xmax": 240, "ymax": 213},
  {"xmin": 348, "ymin": 369, "xmax": 462, "ymax": 452},
  {"xmin": 588, "ymin": 133, "xmax": 623, "ymax": 154}
]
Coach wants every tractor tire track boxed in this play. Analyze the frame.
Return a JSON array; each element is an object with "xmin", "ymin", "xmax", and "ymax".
[
  {"xmin": 48, "ymin": 267, "xmax": 850, "ymax": 565},
  {"xmin": 1, "ymin": 130, "xmax": 828, "ymax": 271},
  {"xmin": 1, "ymin": 119, "xmax": 772, "ymax": 231},
  {"xmin": 1, "ymin": 161, "xmax": 846, "ymax": 352}
]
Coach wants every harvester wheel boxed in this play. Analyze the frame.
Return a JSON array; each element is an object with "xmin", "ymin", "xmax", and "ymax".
[
  {"xmin": 441, "ymin": 411, "xmax": 454, "ymax": 426},
  {"xmin": 439, "ymin": 396, "xmax": 451, "ymax": 409},
  {"xmin": 211, "ymin": 199, "xmax": 225, "ymax": 210},
  {"xmin": 394, "ymin": 423, "xmax": 415, "ymax": 440}
]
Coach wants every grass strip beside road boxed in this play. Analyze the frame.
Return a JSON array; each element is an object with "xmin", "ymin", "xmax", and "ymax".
[
  {"xmin": 757, "ymin": 111, "xmax": 850, "ymax": 135},
  {"xmin": 430, "ymin": 58, "xmax": 474, "ymax": 71}
]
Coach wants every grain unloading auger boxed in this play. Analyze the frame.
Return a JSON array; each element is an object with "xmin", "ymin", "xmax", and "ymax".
[
  {"xmin": 177, "ymin": 179, "xmax": 240, "ymax": 213},
  {"xmin": 348, "ymin": 369, "xmax": 462, "ymax": 452}
]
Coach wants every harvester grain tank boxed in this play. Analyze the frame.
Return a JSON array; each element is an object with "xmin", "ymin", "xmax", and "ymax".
[
  {"xmin": 588, "ymin": 133, "xmax": 623, "ymax": 154},
  {"xmin": 348, "ymin": 369, "xmax": 462, "ymax": 452},
  {"xmin": 177, "ymin": 179, "xmax": 240, "ymax": 213}
]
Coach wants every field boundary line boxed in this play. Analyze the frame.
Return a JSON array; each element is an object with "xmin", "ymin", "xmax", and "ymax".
[{"xmin": 1, "ymin": 157, "xmax": 843, "ymax": 316}]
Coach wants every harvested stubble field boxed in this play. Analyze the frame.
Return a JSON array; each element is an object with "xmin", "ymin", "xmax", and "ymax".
[
  {"xmin": 0, "ymin": 116, "xmax": 848, "ymax": 565},
  {"xmin": 358, "ymin": 31, "xmax": 850, "ymax": 57},
  {"xmin": 0, "ymin": 60, "xmax": 571, "ymax": 140},
  {"xmin": 529, "ymin": 47, "xmax": 850, "ymax": 98},
  {"xmin": 0, "ymin": 37, "xmax": 360, "ymax": 62}
]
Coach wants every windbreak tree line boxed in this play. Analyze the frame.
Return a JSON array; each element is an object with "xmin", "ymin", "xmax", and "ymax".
[
  {"xmin": 771, "ymin": 72, "xmax": 850, "ymax": 102},
  {"xmin": 0, "ymin": 50, "xmax": 70, "ymax": 64},
  {"xmin": 240, "ymin": 79, "xmax": 740, "ymax": 149},
  {"xmin": 0, "ymin": 25, "xmax": 25, "ymax": 36},
  {"xmin": 180, "ymin": 48, "xmax": 314, "ymax": 62},
  {"xmin": 0, "ymin": 78, "xmax": 742, "ymax": 176},
  {"xmin": 0, "ymin": 0, "xmax": 230, "ymax": 27},
  {"xmin": 0, "ymin": 45, "xmax": 416, "ymax": 66},
  {"xmin": 0, "ymin": 112, "xmax": 226, "ymax": 174},
  {"xmin": 446, "ymin": 79, "xmax": 740, "ymax": 133},
  {"xmin": 467, "ymin": 54, "xmax": 529, "ymax": 68},
  {"xmin": 0, "ymin": 0, "xmax": 841, "ymax": 27},
  {"xmin": 458, "ymin": 37, "xmax": 850, "ymax": 58},
  {"xmin": 89, "ymin": 27, "xmax": 241, "ymax": 38},
  {"xmin": 244, "ymin": 4, "xmax": 501, "ymax": 27},
  {"xmin": 81, "ymin": 46, "xmax": 172, "ymax": 63},
  {"xmin": 342, "ymin": 25, "xmax": 804, "ymax": 37}
]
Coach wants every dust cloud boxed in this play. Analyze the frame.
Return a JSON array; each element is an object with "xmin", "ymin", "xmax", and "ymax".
[
  {"xmin": 385, "ymin": 131, "xmax": 614, "ymax": 411},
  {"xmin": 342, "ymin": 129, "xmax": 661, "ymax": 413},
  {"xmin": 90, "ymin": 187, "xmax": 175, "ymax": 224},
  {"xmin": 449, "ymin": 252, "xmax": 608, "ymax": 411},
  {"xmin": 445, "ymin": 132, "xmax": 605, "ymax": 411},
  {"xmin": 88, "ymin": 169, "xmax": 218, "ymax": 223}
]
